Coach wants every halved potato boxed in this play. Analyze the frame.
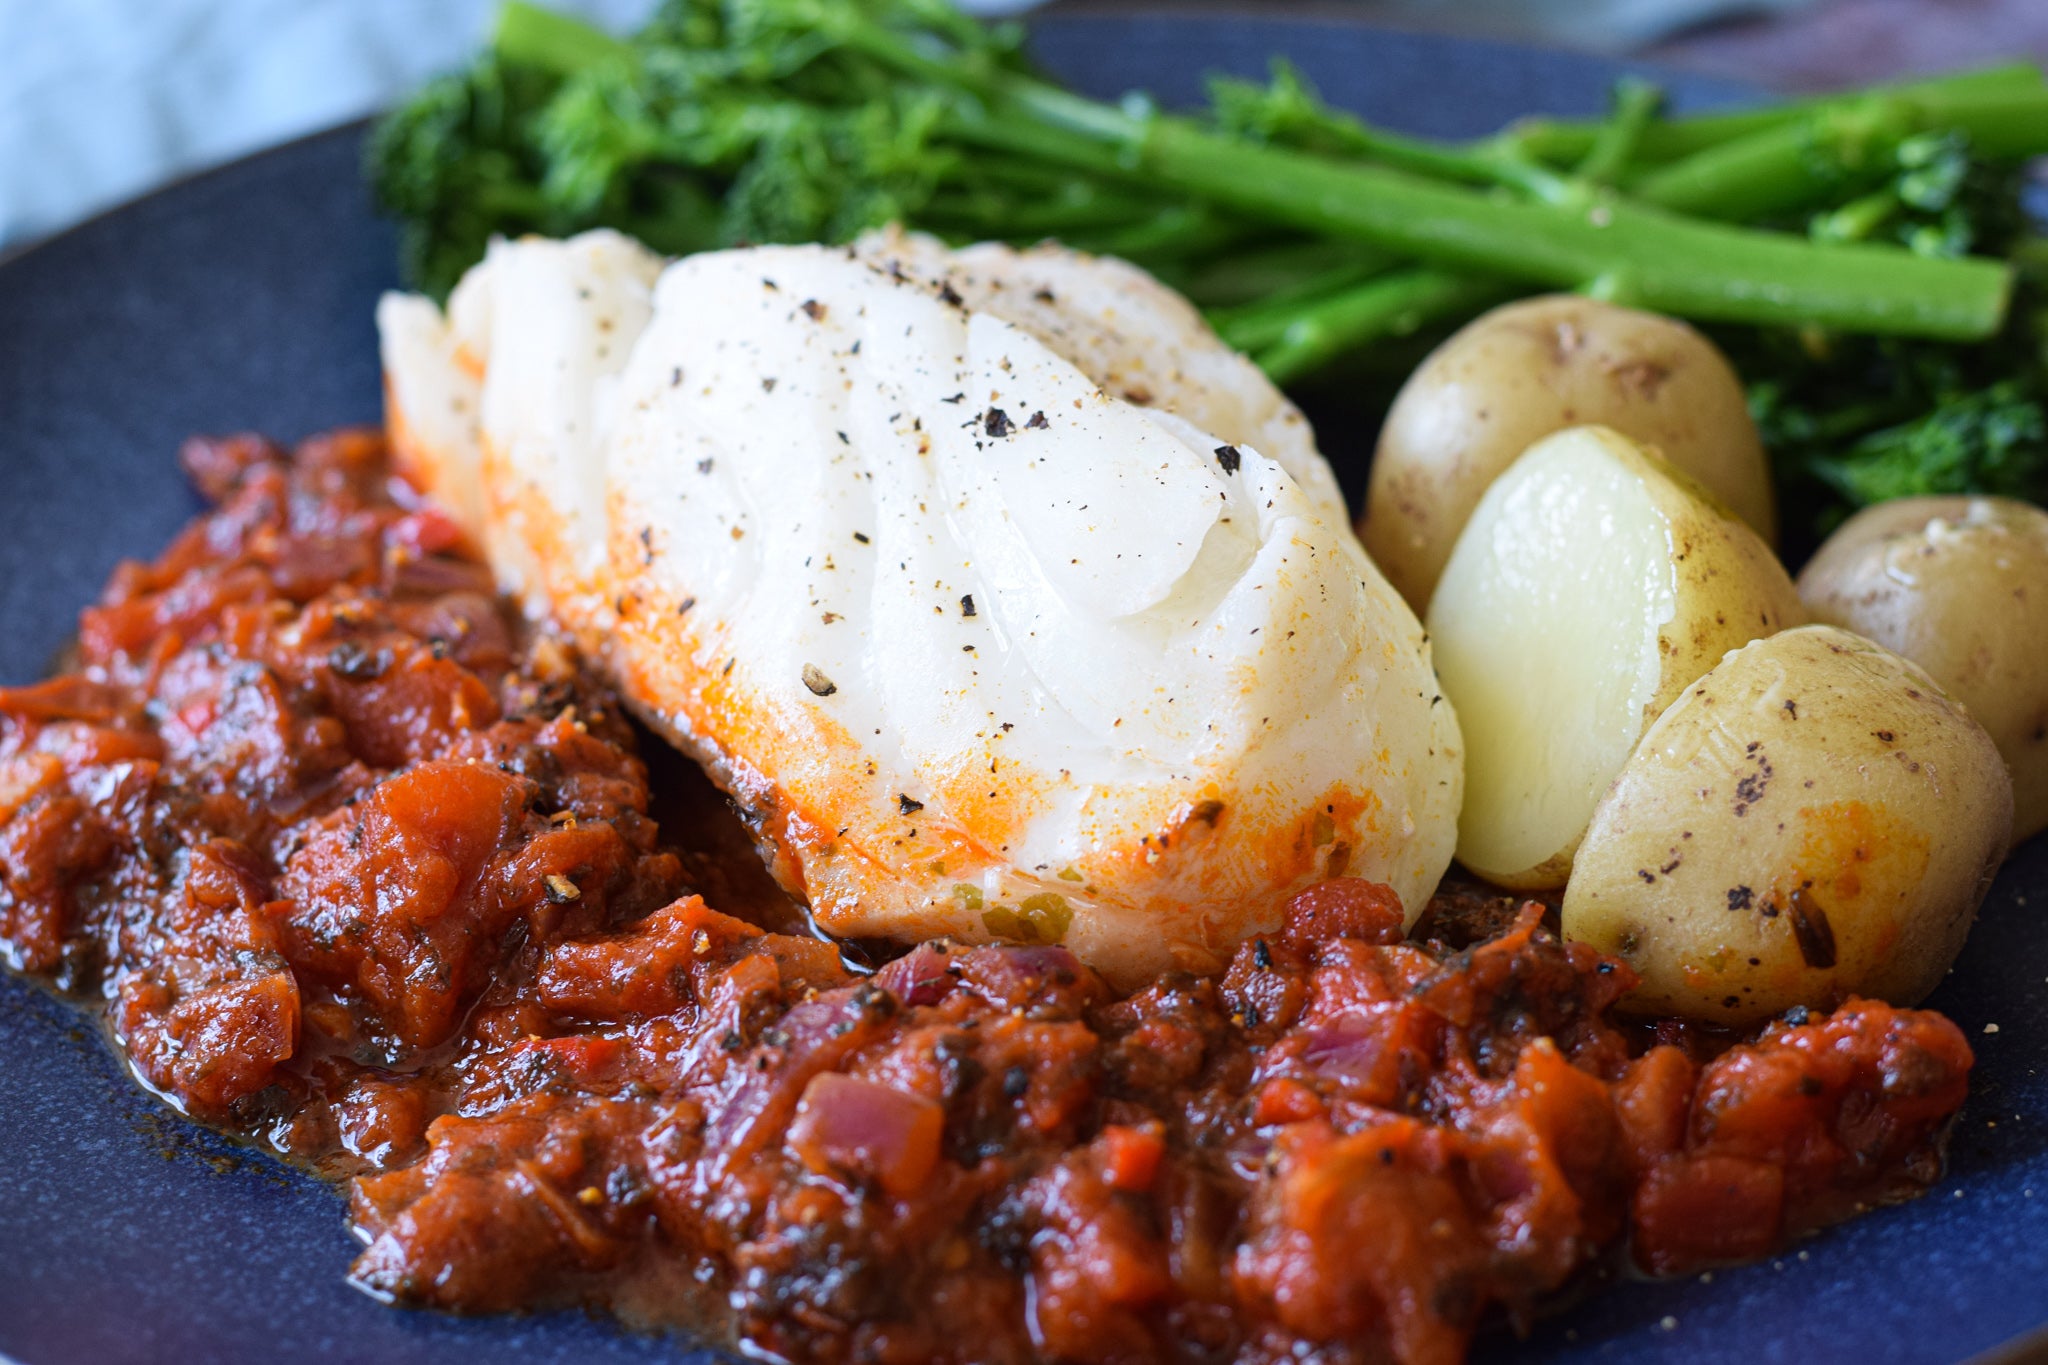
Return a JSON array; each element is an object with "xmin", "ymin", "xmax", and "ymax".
[
  {"xmin": 1362, "ymin": 295, "xmax": 1776, "ymax": 612},
  {"xmin": 1798, "ymin": 495, "xmax": 2048, "ymax": 845},
  {"xmin": 1564, "ymin": 625, "xmax": 2013, "ymax": 1024},
  {"xmin": 1427, "ymin": 426, "xmax": 1802, "ymax": 889}
]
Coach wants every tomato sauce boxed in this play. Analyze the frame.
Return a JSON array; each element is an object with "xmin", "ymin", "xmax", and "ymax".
[{"xmin": 0, "ymin": 431, "xmax": 1974, "ymax": 1365}]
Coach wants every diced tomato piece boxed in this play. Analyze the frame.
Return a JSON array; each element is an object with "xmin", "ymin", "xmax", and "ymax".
[
  {"xmin": 1633, "ymin": 1154, "xmax": 1786, "ymax": 1273},
  {"xmin": 1098, "ymin": 1122, "xmax": 1166, "ymax": 1194},
  {"xmin": 1281, "ymin": 878, "xmax": 1405, "ymax": 947}
]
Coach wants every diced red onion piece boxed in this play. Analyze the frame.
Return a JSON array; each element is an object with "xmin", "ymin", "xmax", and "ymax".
[{"xmin": 786, "ymin": 1072, "xmax": 943, "ymax": 1197}]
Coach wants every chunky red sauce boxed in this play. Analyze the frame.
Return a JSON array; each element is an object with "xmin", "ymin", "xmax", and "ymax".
[{"xmin": 0, "ymin": 431, "xmax": 1974, "ymax": 1365}]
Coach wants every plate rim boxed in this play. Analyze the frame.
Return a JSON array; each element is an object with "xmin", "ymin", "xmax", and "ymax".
[{"xmin": 2, "ymin": 14, "xmax": 2042, "ymax": 1365}]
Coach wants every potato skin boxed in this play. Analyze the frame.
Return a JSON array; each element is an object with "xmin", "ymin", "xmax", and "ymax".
[
  {"xmin": 1563, "ymin": 625, "xmax": 2012, "ymax": 1025},
  {"xmin": 1798, "ymin": 495, "xmax": 2048, "ymax": 845},
  {"xmin": 1627, "ymin": 436, "xmax": 1805, "ymax": 737},
  {"xmin": 1361, "ymin": 295, "xmax": 1776, "ymax": 612},
  {"xmin": 1428, "ymin": 426, "xmax": 1802, "ymax": 890}
]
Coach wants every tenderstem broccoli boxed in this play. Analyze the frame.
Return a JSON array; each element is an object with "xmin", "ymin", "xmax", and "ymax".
[{"xmin": 366, "ymin": 0, "xmax": 2048, "ymax": 532}]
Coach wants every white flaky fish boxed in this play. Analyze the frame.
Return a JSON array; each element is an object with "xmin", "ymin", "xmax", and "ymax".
[{"xmin": 379, "ymin": 228, "xmax": 1461, "ymax": 982}]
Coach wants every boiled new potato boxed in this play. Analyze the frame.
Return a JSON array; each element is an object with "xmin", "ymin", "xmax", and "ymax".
[
  {"xmin": 1362, "ymin": 295, "xmax": 1776, "ymax": 611},
  {"xmin": 1428, "ymin": 426, "xmax": 1803, "ymax": 890},
  {"xmin": 1564, "ymin": 625, "xmax": 2013, "ymax": 1025},
  {"xmin": 1798, "ymin": 495, "xmax": 2048, "ymax": 845}
]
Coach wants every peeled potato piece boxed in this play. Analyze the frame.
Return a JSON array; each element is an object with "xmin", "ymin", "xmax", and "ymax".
[
  {"xmin": 1798, "ymin": 495, "xmax": 2048, "ymax": 845},
  {"xmin": 1427, "ymin": 426, "xmax": 1802, "ymax": 889},
  {"xmin": 1362, "ymin": 295, "xmax": 1776, "ymax": 612},
  {"xmin": 1565, "ymin": 625, "xmax": 2013, "ymax": 1025}
]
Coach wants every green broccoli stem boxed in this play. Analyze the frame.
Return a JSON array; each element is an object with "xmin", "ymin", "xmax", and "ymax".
[
  {"xmin": 1575, "ymin": 76, "xmax": 1663, "ymax": 184},
  {"xmin": 1064, "ymin": 205, "xmax": 1246, "ymax": 261},
  {"xmin": 1220, "ymin": 92, "xmax": 1574, "ymax": 202},
  {"xmin": 958, "ymin": 77, "xmax": 2012, "ymax": 339},
  {"xmin": 1632, "ymin": 95, "xmax": 1917, "ymax": 220},
  {"xmin": 1497, "ymin": 62, "xmax": 2045, "ymax": 167},
  {"xmin": 1316, "ymin": 127, "xmax": 1566, "ymax": 201},
  {"xmin": 1239, "ymin": 269, "xmax": 1505, "ymax": 384},
  {"xmin": 939, "ymin": 156, "xmax": 1128, "ymax": 198},
  {"xmin": 1811, "ymin": 191, "xmax": 1902, "ymax": 244},
  {"xmin": 1206, "ymin": 260, "xmax": 1400, "ymax": 350},
  {"xmin": 920, "ymin": 182, "xmax": 1162, "ymax": 236},
  {"xmin": 1634, "ymin": 87, "xmax": 2048, "ymax": 220},
  {"xmin": 1177, "ymin": 238, "xmax": 1400, "ymax": 308},
  {"xmin": 1908, "ymin": 87, "xmax": 2048, "ymax": 159},
  {"xmin": 494, "ymin": 0, "xmax": 631, "ymax": 73}
]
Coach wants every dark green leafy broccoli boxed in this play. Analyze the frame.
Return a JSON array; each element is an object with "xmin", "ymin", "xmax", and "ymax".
[
  {"xmin": 1722, "ymin": 127, "xmax": 2047, "ymax": 541},
  {"xmin": 1811, "ymin": 380, "xmax": 2047, "ymax": 506},
  {"xmin": 364, "ymin": 58, "xmax": 565, "ymax": 294},
  {"xmin": 368, "ymin": 0, "xmax": 1031, "ymax": 295}
]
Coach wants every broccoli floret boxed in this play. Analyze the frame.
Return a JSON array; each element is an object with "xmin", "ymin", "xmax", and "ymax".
[
  {"xmin": 1809, "ymin": 379, "xmax": 2047, "ymax": 506},
  {"xmin": 364, "ymin": 58, "xmax": 565, "ymax": 297}
]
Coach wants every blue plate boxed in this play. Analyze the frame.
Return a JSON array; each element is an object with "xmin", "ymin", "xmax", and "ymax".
[{"xmin": 2, "ymin": 15, "xmax": 2044, "ymax": 1365}]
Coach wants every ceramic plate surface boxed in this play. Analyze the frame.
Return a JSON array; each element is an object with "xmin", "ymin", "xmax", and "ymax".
[{"xmin": 2, "ymin": 15, "xmax": 2045, "ymax": 1365}]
